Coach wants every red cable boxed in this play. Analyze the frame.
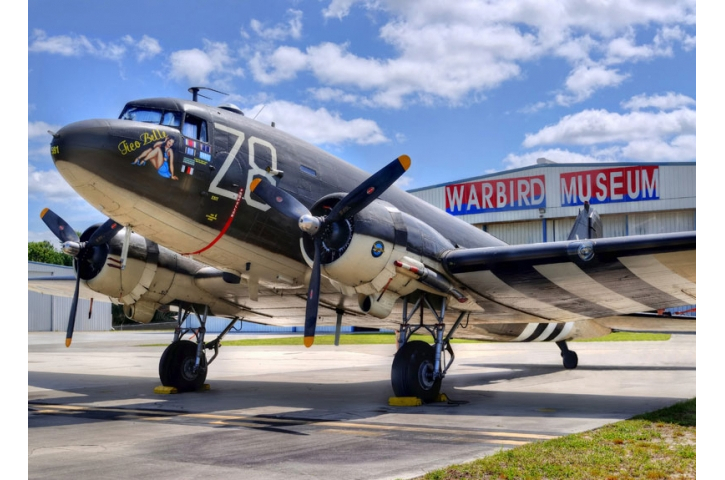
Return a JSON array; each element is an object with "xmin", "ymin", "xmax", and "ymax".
[{"xmin": 182, "ymin": 188, "xmax": 244, "ymax": 255}]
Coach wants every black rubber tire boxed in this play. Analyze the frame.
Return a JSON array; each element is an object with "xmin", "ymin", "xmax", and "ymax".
[
  {"xmin": 161, "ymin": 340, "xmax": 207, "ymax": 391},
  {"xmin": 391, "ymin": 340, "xmax": 441, "ymax": 403},
  {"xmin": 562, "ymin": 350, "xmax": 578, "ymax": 369},
  {"xmin": 158, "ymin": 342, "xmax": 178, "ymax": 386}
]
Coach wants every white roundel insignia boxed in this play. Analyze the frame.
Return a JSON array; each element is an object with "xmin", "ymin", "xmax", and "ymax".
[{"xmin": 577, "ymin": 241, "xmax": 594, "ymax": 261}]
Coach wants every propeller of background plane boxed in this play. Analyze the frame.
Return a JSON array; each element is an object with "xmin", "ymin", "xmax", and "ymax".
[
  {"xmin": 40, "ymin": 208, "xmax": 123, "ymax": 347},
  {"xmin": 250, "ymin": 155, "xmax": 410, "ymax": 347}
]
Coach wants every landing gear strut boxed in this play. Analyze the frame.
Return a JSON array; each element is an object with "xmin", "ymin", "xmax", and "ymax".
[
  {"xmin": 158, "ymin": 303, "xmax": 240, "ymax": 392},
  {"xmin": 391, "ymin": 293, "xmax": 467, "ymax": 403}
]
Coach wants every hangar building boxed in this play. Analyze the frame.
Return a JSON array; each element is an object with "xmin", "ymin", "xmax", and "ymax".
[{"xmin": 408, "ymin": 161, "xmax": 695, "ymax": 245}]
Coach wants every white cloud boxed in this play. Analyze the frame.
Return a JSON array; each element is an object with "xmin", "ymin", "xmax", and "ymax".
[
  {"xmin": 621, "ymin": 134, "xmax": 695, "ymax": 161},
  {"xmin": 503, "ymin": 148, "xmax": 611, "ymax": 169},
  {"xmin": 322, "ymin": 0, "xmax": 365, "ymax": 20},
  {"xmin": 556, "ymin": 65, "xmax": 629, "ymax": 105},
  {"xmin": 29, "ymin": 121, "xmax": 60, "ymax": 140},
  {"xmin": 167, "ymin": 40, "xmax": 243, "ymax": 85},
  {"xmin": 248, "ymin": 101, "xmax": 387, "ymax": 145},
  {"xmin": 29, "ymin": 29, "xmax": 126, "ymax": 61},
  {"xmin": 301, "ymin": 0, "xmax": 696, "ymax": 107},
  {"xmin": 605, "ymin": 34, "xmax": 660, "ymax": 64},
  {"xmin": 28, "ymin": 164, "xmax": 80, "ymax": 202},
  {"xmin": 133, "ymin": 35, "xmax": 163, "ymax": 61},
  {"xmin": 523, "ymin": 108, "xmax": 695, "ymax": 147},
  {"xmin": 249, "ymin": 47, "xmax": 308, "ymax": 83},
  {"xmin": 250, "ymin": 9, "xmax": 303, "ymax": 40},
  {"xmin": 622, "ymin": 92, "xmax": 695, "ymax": 111}
]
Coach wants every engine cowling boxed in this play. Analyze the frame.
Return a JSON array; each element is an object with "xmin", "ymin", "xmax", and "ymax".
[
  {"xmin": 77, "ymin": 224, "xmax": 244, "ymax": 323},
  {"xmin": 300, "ymin": 194, "xmax": 457, "ymax": 317}
]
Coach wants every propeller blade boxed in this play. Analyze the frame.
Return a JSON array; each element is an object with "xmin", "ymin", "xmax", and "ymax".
[
  {"xmin": 40, "ymin": 208, "xmax": 80, "ymax": 243},
  {"xmin": 66, "ymin": 273, "xmax": 81, "ymax": 347},
  {"xmin": 87, "ymin": 218, "xmax": 122, "ymax": 246},
  {"xmin": 303, "ymin": 237, "xmax": 322, "ymax": 348},
  {"xmin": 250, "ymin": 177, "xmax": 311, "ymax": 221},
  {"xmin": 327, "ymin": 154, "xmax": 410, "ymax": 223}
]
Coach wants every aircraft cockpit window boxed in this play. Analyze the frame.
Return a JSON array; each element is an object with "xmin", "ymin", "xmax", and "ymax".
[
  {"xmin": 119, "ymin": 107, "xmax": 182, "ymax": 128},
  {"xmin": 161, "ymin": 112, "xmax": 182, "ymax": 127},
  {"xmin": 183, "ymin": 115, "xmax": 209, "ymax": 143}
]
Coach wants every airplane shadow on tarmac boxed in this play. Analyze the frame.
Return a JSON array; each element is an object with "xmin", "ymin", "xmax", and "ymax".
[{"xmin": 28, "ymin": 359, "xmax": 695, "ymax": 431}]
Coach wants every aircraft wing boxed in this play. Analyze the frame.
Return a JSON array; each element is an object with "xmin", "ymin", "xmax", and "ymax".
[
  {"xmin": 439, "ymin": 231, "xmax": 695, "ymax": 337},
  {"xmin": 29, "ymin": 275, "xmax": 114, "ymax": 303}
]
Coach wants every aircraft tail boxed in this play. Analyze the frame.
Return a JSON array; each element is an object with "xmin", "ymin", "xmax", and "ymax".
[{"xmin": 567, "ymin": 201, "xmax": 602, "ymax": 240}]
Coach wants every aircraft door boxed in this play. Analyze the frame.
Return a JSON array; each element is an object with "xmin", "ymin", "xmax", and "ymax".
[
  {"xmin": 207, "ymin": 123, "xmax": 279, "ymax": 212},
  {"xmin": 178, "ymin": 114, "xmax": 213, "ymax": 182}
]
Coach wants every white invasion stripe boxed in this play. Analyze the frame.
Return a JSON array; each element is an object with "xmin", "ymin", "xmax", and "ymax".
[
  {"xmin": 532, "ymin": 323, "xmax": 557, "ymax": 342},
  {"xmin": 513, "ymin": 323, "xmax": 540, "ymax": 342},
  {"xmin": 552, "ymin": 322, "xmax": 574, "ymax": 342},
  {"xmin": 461, "ymin": 271, "xmax": 587, "ymax": 322},
  {"xmin": 618, "ymin": 255, "xmax": 697, "ymax": 305},
  {"xmin": 534, "ymin": 263, "xmax": 650, "ymax": 314}
]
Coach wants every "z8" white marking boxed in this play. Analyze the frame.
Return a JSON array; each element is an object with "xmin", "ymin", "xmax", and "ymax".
[{"xmin": 210, "ymin": 124, "xmax": 278, "ymax": 211}]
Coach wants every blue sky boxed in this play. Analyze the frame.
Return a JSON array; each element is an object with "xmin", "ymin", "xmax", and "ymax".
[{"xmin": 27, "ymin": 0, "xmax": 697, "ymax": 243}]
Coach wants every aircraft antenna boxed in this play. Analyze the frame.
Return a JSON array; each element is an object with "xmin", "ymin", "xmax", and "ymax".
[
  {"xmin": 252, "ymin": 104, "xmax": 266, "ymax": 120},
  {"xmin": 188, "ymin": 86, "xmax": 229, "ymax": 102}
]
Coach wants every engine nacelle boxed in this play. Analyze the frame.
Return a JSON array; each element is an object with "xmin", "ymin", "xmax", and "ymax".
[
  {"xmin": 301, "ymin": 195, "xmax": 457, "ymax": 317},
  {"xmin": 77, "ymin": 225, "xmax": 245, "ymax": 323}
]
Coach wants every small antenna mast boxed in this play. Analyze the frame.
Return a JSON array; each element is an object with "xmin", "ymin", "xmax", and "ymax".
[
  {"xmin": 252, "ymin": 104, "xmax": 266, "ymax": 120},
  {"xmin": 188, "ymin": 86, "xmax": 229, "ymax": 102}
]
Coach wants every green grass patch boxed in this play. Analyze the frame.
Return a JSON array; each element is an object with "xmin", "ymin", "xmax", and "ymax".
[
  {"xmin": 573, "ymin": 331, "xmax": 671, "ymax": 342},
  {"xmin": 420, "ymin": 398, "xmax": 695, "ymax": 480}
]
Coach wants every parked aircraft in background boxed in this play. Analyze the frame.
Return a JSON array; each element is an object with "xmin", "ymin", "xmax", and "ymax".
[{"xmin": 29, "ymin": 87, "xmax": 696, "ymax": 402}]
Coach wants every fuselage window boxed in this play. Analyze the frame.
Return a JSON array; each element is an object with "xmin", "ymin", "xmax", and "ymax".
[
  {"xmin": 183, "ymin": 115, "xmax": 208, "ymax": 143},
  {"xmin": 300, "ymin": 165, "xmax": 317, "ymax": 177}
]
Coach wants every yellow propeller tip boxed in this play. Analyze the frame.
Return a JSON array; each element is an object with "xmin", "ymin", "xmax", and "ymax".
[
  {"xmin": 65, "ymin": 338, "xmax": 72, "ymax": 348},
  {"xmin": 303, "ymin": 336, "xmax": 314, "ymax": 348},
  {"xmin": 250, "ymin": 178, "xmax": 262, "ymax": 191},
  {"xmin": 40, "ymin": 208, "xmax": 49, "ymax": 218},
  {"xmin": 398, "ymin": 155, "xmax": 411, "ymax": 171}
]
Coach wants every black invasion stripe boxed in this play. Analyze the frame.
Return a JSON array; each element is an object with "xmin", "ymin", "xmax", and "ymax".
[
  {"xmin": 522, "ymin": 323, "xmax": 549, "ymax": 342},
  {"xmin": 543, "ymin": 323, "xmax": 566, "ymax": 342},
  {"xmin": 491, "ymin": 265, "xmax": 617, "ymax": 318},
  {"xmin": 579, "ymin": 258, "xmax": 688, "ymax": 311}
]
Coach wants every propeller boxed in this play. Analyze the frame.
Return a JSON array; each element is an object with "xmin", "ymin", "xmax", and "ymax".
[
  {"xmin": 40, "ymin": 208, "xmax": 123, "ymax": 347},
  {"xmin": 251, "ymin": 155, "xmax": 411, "ymax": 347}
]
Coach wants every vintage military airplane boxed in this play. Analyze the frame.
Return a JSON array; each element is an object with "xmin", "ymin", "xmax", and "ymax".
[{"xmin": 29, "ymin": 87, "xmax": 696, "ymax": 402}]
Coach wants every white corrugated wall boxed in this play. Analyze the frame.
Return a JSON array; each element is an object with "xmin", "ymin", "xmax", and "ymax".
[{"xmin": 28, "ymin": 262, "xmax": 113, "ymax": 332}]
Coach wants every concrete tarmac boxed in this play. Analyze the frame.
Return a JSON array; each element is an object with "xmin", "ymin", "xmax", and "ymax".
[{"xmin": 28, "ymin": 332, "xmax": 696, "ymax": 480}]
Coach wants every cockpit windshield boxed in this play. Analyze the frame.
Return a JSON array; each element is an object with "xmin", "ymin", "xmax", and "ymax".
[{"xmin": 119, "ymin": 107, "xmax": 182, "ymax": 127}]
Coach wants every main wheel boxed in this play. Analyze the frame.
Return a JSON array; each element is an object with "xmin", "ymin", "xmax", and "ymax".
[
  {"xmin": 391, "ymin": 340, "xmax": 441, "ymax": 403},
  {"xmin": 562, "ymin": 350, "xmax": 578, "ymax": 369},
  {"xmin": 158, "ymin": 341, "xmax": 179, "ymax": 386},
  {"xmin": 159, "ymin": 340, "xmax": 207, "ymax": 392}
]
